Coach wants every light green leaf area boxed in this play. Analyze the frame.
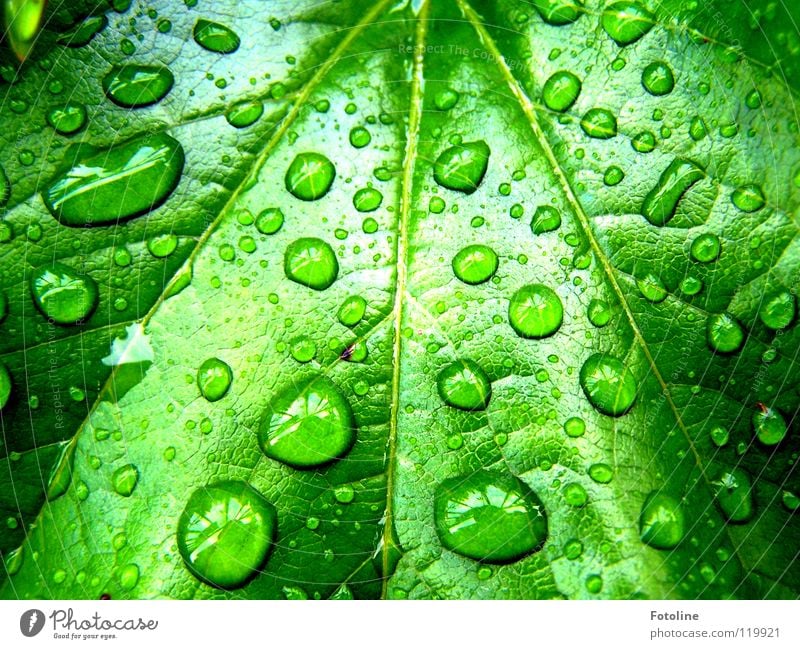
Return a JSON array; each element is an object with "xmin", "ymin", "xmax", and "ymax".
[{"xmin": 1, "ymin": 0, "xmax": 799, "ymax": 600}]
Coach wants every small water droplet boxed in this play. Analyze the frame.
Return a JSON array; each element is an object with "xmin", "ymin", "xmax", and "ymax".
[
  {"xmin": 119, "ymin": 563, "xmax": 140, "ymax": 591},
  {"xmin": 436, "ymin": 359, "xmax": 492, "ymax": 411},
  {"xmin": 112, "ymin": 464, "xmax": 139, "ymax": 497},
  {"xmin": 580, "ymin": 108, "xmax": 617, "ymax": 139},
  {"xmin": 587, "ymin": 299, "xmax": 612, "ymax": 327},
  {"xmin": 508, "ymin": 284, "xmax": 563, "ymax": 338},
  {"xmin": 30, "ymin": 263, "xmax": 98, "ymax": 325},
  {"xmin": 284, "ymin": 238, "xmax": 338, "ymax": 290},
  {"xmin": 637, "ymin": 273, "xmax": 668, "ymax": 303},
  {"xmin": 197, "ymin": 357, "xmax": 233, "ymax": 402},
  {"xmin": 588, "ymin": 463, "xmax": 613, "ymax": 483},
  {"xmin": 563, "ymin": 482, "xmax": 588, "ymax": 507},
  {"xmin": 285, "ymin": 153, "xmax": 336, "ymax": 201},
  {"xmin": 337, "ymin": 296, "xmax": 367, "ymax": 327},
  {"xmin": 713, "ymin": 468, "xmax": 754, "ymax": 523},
  {"xmin": 530, "ymin": 206, "xmax": 562, "ymax": 234},
  {"xmin": 434, "ymin": 471, "xmax": 547, "ymax": 562},
  {"xmin": 255, "ymin": 208, "xmax": 284, "ymax": 234},
  {"xmin": 353, "ymin": 187, "xmax": 383, "ymax": 212},
  {"xmin": 542, "ymin": 70, "xmax": 581, "ymax": 112},
  {"xmin": 451, "ymin": 245, "xmax": 498, "ymax": 285},
  {"xmin": 709, "ymin": 425, "xmax": 729, "ymax": 447},
  {"xmin": 639, "ymin": 492, "xmax": 685, "ymax": 549},
  {"xmin": 759, "ymin": 291, "xmax": 796, "ymax": 330},
  {"xmin": 531, "ymin": 0, "xmax": 584, "ymax": 25},
  {"xmin": 690, "ymin": 233, "xmax": 721, "ymax": 263},
  {"xmin": 433, "ymin": 140, "xmax": 490, "ymax": 194},
  {"xmin": 731, "ymin": 184, "xmax": 765, "ymax": 212},
  {"xmin": 434, "ymin": 88, "xmax": 460, "ymax": 110},
  {"xmin": 290, "ymin": 336, "xmax": 316, "ymax": 363},
  {"xmin": 641, "ymin": 61, "xmax": 675, "ymax": 96},
  {"xmin": 579, "ymin": 353, "xmax": 637, "ymax": 416},
  {"xmin": 706, "ymin": 313, "xmax": 744, "ymax": 354},
  {"xmin": 752, "ymin": 405, "xmax": 787, "ymax": 446}
]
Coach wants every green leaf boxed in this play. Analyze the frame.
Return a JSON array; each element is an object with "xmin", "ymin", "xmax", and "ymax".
[{"xmin": 1, "ymin": 0, "xmax": 799, "ymax": 600}]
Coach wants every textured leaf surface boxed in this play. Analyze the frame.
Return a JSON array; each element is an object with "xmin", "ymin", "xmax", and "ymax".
[{"xmin": 1, "ymin": 0, "xmax": 799, "ymax": 599}]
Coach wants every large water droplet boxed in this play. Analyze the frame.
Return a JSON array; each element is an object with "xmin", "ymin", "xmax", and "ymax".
[
  {"xmin": 508, "ymin": 284, "xmax": 563, "ymax": 338},
  {"xmin": 285, "ymin": 153, "xmax": 336, "ymax": 201},
  {"xmin": 258, "ymin": 376, "xmax": 356, "ymax": 468},
  {"xmin": 602, "ymin": 1, "xmax": 655, "ymax": 46},
  {"xmin": 713, "ymin": 468, "xmax": 754, "ymax": 523},
  {"xmin": 177, "ymin": 481, "xmax": 277, "ymax": 589},
  {"xmin": 46, "ymin": 103, "xmax": 88, "ymax": 136},
  {"xmin": 690, "ymin": 233, "xmax": 721, "ymax": 263},
  {"xmin": 531, "ymin": 205, "xmax": 562, "ymax": 234},
  {"xmin": 639, "ymin": 492, "xmax": 685, "ymax": 549},
  {"xmin": 102, "ymin": 64, "xmax": 174, "ymax": 108},
  {"xmin": 580, "ymin": 108, "xmax": 617, "ymax": 139},
  {"xmin": 731, "ymin": 184, "xmax": 765, "ymax": 212},
  {"xmin": 642, "ymin": 159, "xmax": 704, "ymax": 226},
  {"xmin": 542, "ymin": 71, "xmax": 582, "ymax": 112},
  {"xmin": 193, "ymin": 19, "xmax": 240, "ymax": 54},
  {"xmin": 112, "ymin": 464, "xmax": 139, "ymax": 497},
  {"xmin": 433, "ymin": 141, "xmax": 490, "ymax": 194},
  {"xmin": 197, "ymin": 357, "xmax": 233, "ymax": 402},
  {"xmin": 284, "ymin": 238, "xmax": 338, "ymax": 290},
  {"xmin": 531, "ymin": 0, "xmax": 584, "ymax": 25},
  {"xmin": 752, "ymin": 405, "xmax": 787, "ymax": 446},
  {"xmin": 452, "ymin": 245, "xmax": 498, "ymax": 285},
  {"xmin": 30, "ymin": 263, "xmax": 98, "ymax": 325},
  {"xmin": 43, "ymin": 133, "xmax": 185, "ymax": 227},
  {"xmin": 579, "ymin": 353, "xmax": 637, "ymax": 416},
  {"xmin": 759, "ymin": 291, "xmax": 796, "ymax": 330},
  {"xmin": 4, "ymin": 0, "xmax": 45, "ymax": 60},
  {"xmin": 641, "ymin": 61, "xmax": 674, "ymax": 96},
  {"xmin": 434, "ymin": 471, "xmax": 547, "ymax": 562},
  {"xmin": 436, "ymin": 359, "xmax": 492, "ymax": 411},
  {"xmin": 706, "ymin": 313, "xmax": 744, "ymax": 354}
]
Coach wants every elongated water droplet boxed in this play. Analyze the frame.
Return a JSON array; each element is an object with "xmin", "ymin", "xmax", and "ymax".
[
  {"xmin": 752, "ymin": 405, "xmax": 787, "ymax": 446},
  {"xmin": 641, "ymin": 61, "xmax": 674, "ymax": 96},
  {"xmin": 102, "ymin": 64, "xmax": 174, "ymax": 108},
  {"xmin": 226, "ymin": 100, "xmax": 263, "ymax": 128},
  {"xmin": 112, "ymin": 464, "xmax": 139, "ymax": 497},
  {"xmin": 434, "ymin": 471, "xmax": 547, "ymax": 562},
  {"xmin": 4, "ymin": 545, "xmax": 24, "ymax": 576},
  {"xmin": 57, "ymin": 14, "xmax": 107, "ymax": 47},
  {"xmin": 542, "ymin": 71, "xmax": 582, "ymax": 112},
  {"xmin": 0, "ymin": 166, "xmax": 9, "ymax": 207},
  {"xmin": 508, "ymin": 284, "xmax": 563, "ymax": 338},
  {"xmin": 433, "ymin": 140, "xmax": 490, "ymax": 194},
  {"xmin": 0, "ymin": 362, "xmax": 11, "ymax": 410},
  {"xmin": 588, "ymin": 463, "xmax": 613, "ymax": 484},
  {"xmin": 602, "ymin": 1, "xmax": 655, "ymax": 46},
  {"xmin": 452, "ymin": 245, "xmax": 498, "ymax": 285},
  {"xmin": 30, "ymin": 263, "xmax": 98, "ymax": 325},
  {"xmin": 47, "ymin": 440, "xmax": 76, "ymax": 500},
  {"xmin": 580, "ymin": 353, "xmax": 637, "ymax": 416},
  {"xmin": 690, "ymin": 233, "xmax": 721, "ymax": 263},
  {"xmin": 713, "ymin": 468, "xmax": 754, "ymax": 523},
  {"xmin": 46, "ymin": 103, "xmax": 88, "ymax": 136},
  {"xmin": 434, "ymin": 88, "xmax": 460, "ymax": 110},
  {"xmin": 4, "ymin": 0, "xmax": 45, "ymax": 60},
  {"xmin": 193, "ymin": 19, "xmax": 240, "ymax": 54},
  {"xmin": 639, "ymin": 492, "xmax": 685, "ymax": 549},
  {"xmin": 531, "ymin": 205, "xmax": 562, "ymax": 234},
  {"xmin": 119, "ymin": 563, "xmax": 139, "ymax": 591},
  {"xmin": 706, "ymin": 313, "xmax": 744, "ymax": 354},
  {"xmin": 436, "ymin": 359, "xmax": 492, "ymax": 411},
  {"xmin": 258, "ymin": 376, "xmax": 356, "ymax": 468},
  {"xmin": 197, "ymin": 357, "xmax": 232, "ymax": 402},
  {"xmin": 642, "ymin": 159, "xmax": 704, "ymax": 226},
  {"xmin": 531, "ymin": 0, "xmax": 583, "ymax": 25},
  {"xmin": 284, "ymin": 238, "xmax": 338, "ymax": 290},
  {"xmin": 337, "ymin": 296, "xmax": 367, "ymax": 327},
  {"xmin": 580, "ymin": 108, "xmax": 617, "ymax": 139},
  {"xmin": 731, "ymin": 184, "xmax": 765, "ymax": 212},
  {"xmin": 285, "ymin": 152, "xmax": 336, "ymax": 201},
  {"xmin": 759, "ymin": 291, "xmax": 796, "ymax": 330},
  {"xmin": 43, "ymin": 133, "xmax": 185, "ymax": 227},
  {"xmin": 177, "ymin": 481, "xmax": 277, "ymax": 589}
]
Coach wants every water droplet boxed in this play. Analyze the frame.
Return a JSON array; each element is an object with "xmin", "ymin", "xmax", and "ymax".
[
  {"xmin": 4, "ymin": 0, "xmax": 46, "ymax": 60},
  {"xmin": 706, "ymin": 313, "xmax": 744, "ymax": 354},
  {"xmin": 680, "ymin": 276, "xmax": 703, "ymax": 296},
  {"xmin": 508, "ymin": 284, "xmax": 563, "ymax": 338},
  {"xmin": 30, "ymin": 263, "xmax": 98, "ymax": 325},
  {"xmin": 452, "ymin": 245, "xmax": 498, "ymax": 285},
  {"xmin": 564, "ymin": 416, "xmax": 585, "ymax": 437},
  {"xmin": 290, "ymin": 337, "xmax": 316, "ymax": 363},
  {"xmin": 255, "ymin": 208, "xmax": 284, "ymax": 234},
  {"xmin": 585, "ymin": 574, "xmax": 603, "ymax": 594},
  {"xmin": 436, "ymin": 359, "xmax": 492, "ymax": 411},
  {"xmin": 46, "ymin": 103, "xmax": 88, "ymax": 135},
  {"xmin": 731, "ymin": 184, "xmax": 765, "ymax": 212},
  {"xmin": 782, "ymin": 490, "xmax": 800, "ymax": 512},
  {"xmin": 542, "ymin": 70, "xmax": 582, "ymax": 112},
  {"xmin": 579, "ymin": 353, "xmax": 637, "ymax": 416},
  {"xmin": 759, "ymin": 291, "xmax": 796, "ymax": 330},
  {"xmin": 641, "ymin": 61, "xmax": 674, "ymax": 96},
  {"xmin": 563, "ymin": 482, "xmax": 588, "ymax": 507},
  {"xmin": 434, "ymin": 88, "xmax": 460, "ymax": 110},
  {"xmin": 284, "ymin": 238, "xmax": 338, "ymax": 290},
  {"xmin": 285, "ymin": 152, "xmax": 336, "ymax": 201},
  {"xmin": 334, "ymin": 484, "xmax": 355, "ymax": 504},
  {"xmin": 587, "ymin": 299, "xmax": 612, "ymax": 327},
  {"xmin": 632, "ymin": 131, "xmax": 656, "ymax": 153},
  {"xmin": 531, "ymin": 0, "xmax": 584, "ymax": 25},
  {"xmin": 689, "ymin": 116, "xmax": 707, "ymax": 141},
  {"xmin": 177, "ymin": 481, "xmax": 277, "ymax": 589},
  {"xmin": 752, "ymin": 406, "xmax": 787, "ymax": 446},
  {"xmin": 47, "ymin": 440, "xmax": 76, "ymax": 500},
  {"xmin": 102, "ymin": 64, "xmax": 174, "ymax": 108},
  {"xmin": 119, "ymin": 563, "xmax": 139, "ymax": 591},
  {"xmin": 197, "ymin": 357, "xmax": 233, "ymax": 402},
  {"xmin": 0, "ymin": 361, "xmax": 11, "ymax": 410},
  {"xmin": 563, "ymin": 538, "xmax": 583, "ymax": 559},
  {"xmin": 690, "ymin": 233, "xmax": 721, "ymax": 263},
  {"xmin": 580, "ymin": 108, "xmax": 617, "ymax": 139},
  {"xmin": 43, "ymin": 133, "xmax": 185, "ymax": 227},
  {"xmin": 639, "ymin": 492, "xmax": 685, "ymax": 549},
  {"xmin": 636, "ymin": 273, "xmax": 668, "ymax": 303},
  {"xmin": 602, "ymin": 1, "xmax": 655, "ymax": 46},
  {"xmin": 433, "ymin": 140, "xmax": 490, "ymax": 194},
  {"xmin": 349, "ymin": 126, "xmax": 371, "ymax": 148},
  {"xmin": 112, "ymin": 464, "xmax": 139, "ymax": 497},
  {"xmin": 193, "ymin": 19, "xmax": 240, "ymax": 54},
  {"xmin": 353, "ymin": 187, "xmax": 383, "ymax": 212},
  {"xmin": 434, "ymin": 471, "xmax": 547, "ymax": 562},
  {"xmin": 530, "ymin": 205, "xmax": 562, "ymax": 234},
  {"xmin": 226, "ymin": 101, "xmax": 263, "ymax": 128},
  {"xmin": 603, "ymin": 165, "xmax": 625, "ymax": 186},
  {"xmin": 338, "ymin": 296, "xmax": 367, "ymax": 327},
  {"xmin": 0, "ymin": 167, "xmax": 10, "ymax": 207},
  {"xmin": 258, "ymin": 376, "xmax": 356, "ymax": 468},
  {"xmin": 4, "ymin": 545, "xmax": 24, "ymax": 576},
  {"xmin": 713, "ymin": 468, "xmax": 754, "ymax": 523},
  {"xmin": 588, "ymin": 463, "xmax": 613, "ymax": 483},
  {"xmin": 642, "ymin": 158, "xmax": 704, "ymax": 226},
  {"xmin": 709, "ymin": 425, "xmax": 729, "ymax": 447}
]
